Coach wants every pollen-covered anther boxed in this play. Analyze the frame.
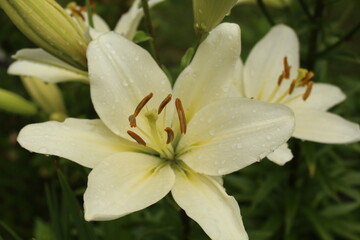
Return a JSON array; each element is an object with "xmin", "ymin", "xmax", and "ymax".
[
  {"xmin": 158, "ymin": 94, "xmax": 172, "ymax": 114},
  {"xmin": 288, "ymin": 79, "xmax": 297, "ymax": 95},
  {"xmin": 175, "ymin": 98, "xmax": 187, "ymax": 134},
  {"xmin": 68, "ymin": 3, "xmax": 85, "ymax": 20},
  {"xmin": 134, "ymin": 92, "xmax": 154, "ymax": 117},
  {"xmin": 164, "ymin": 127, "xmax": 174, "ymax": 144},
  {"xmin": 277, "ymin": 73, "xmax": 284, "ymax": 86},
  {"xmin": 301, "ymin": 71, "xmax": 315, "ymax": 86},
  {"xmin": 283, "ymin": 56, "xmax": 291, "ymax": 79},
  {"xmin": 127, "ymin": 130, "xmax": 146, "ymax": 146},
  {"xmin": 128, "ymin": 114, "xmax": 137, "ymax": 128},
  {"xmin": 303, "ymin": 81, "xmax": 314, "ymax": 101}
]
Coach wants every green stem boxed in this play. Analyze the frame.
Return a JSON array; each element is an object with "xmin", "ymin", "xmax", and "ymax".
[
  {"xmin": 257, "ymin": 0, "xmax": 275, "ymax": 26},
  {"xmin": 85, "ymin": 0, "xmax": 94, "ymax": 28},
  {"xmin": 141, "ymin": 0, "xmax": 160, "ymax": 64},
  {"xmin": 305, "ymin": 0, "xmax": 324, "ymax": 70},
  {"xmin": 316, "ymin": 21, "xmax": 360, "ymax": 58}
]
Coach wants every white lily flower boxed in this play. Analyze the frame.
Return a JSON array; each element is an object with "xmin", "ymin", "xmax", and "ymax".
[
  {"xmin": 18, "ymin": 23, "xmax": 295, "ymax": 239},
  {"xmin": 235, "ymin": 24, "xmax": 360, "ymax": 165},
  {"xmin": 8, "ymin": 0, "xmax": 164, "ymax": 84}
]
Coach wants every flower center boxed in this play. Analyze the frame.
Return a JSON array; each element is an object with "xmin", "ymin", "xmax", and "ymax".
[
  {"xmin": 126, "ymin": 93, "xmax": 187, "ymax": 160},
  {"xmin": 261, "ymin": 56, "xmax": 315, "ymax": 104}
]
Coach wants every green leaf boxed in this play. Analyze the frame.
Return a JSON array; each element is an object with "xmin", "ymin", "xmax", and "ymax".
[
  {"xmin": 0, "ymin": 221, "xmax": 22, "ymax": 240},
  {"xmin": 34, "ymin": 219, "xmax": 56, "ymax": 240},
  {"xmin": 57, "ymin": 170, "xmax": 97, "ymax": 240},
  {"xmin": 133, "ymin": 31, "xmax": 153, "ymax": 44},
  {"xmin": 304, "ymin": 208, "xmax": 334, "ymax": 240},
  {"xmin": 180, "ymin": 47, "xmax": 195, "ymax": 71}
]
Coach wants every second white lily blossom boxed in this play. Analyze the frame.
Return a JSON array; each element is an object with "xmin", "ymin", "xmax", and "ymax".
[
  {"xmin": 18, "ymin": 23, "xmax": 295, "ymax": 239},
  {"xmin": 235, "ymin": 24, "xmax": 360, "ymax": 165}
]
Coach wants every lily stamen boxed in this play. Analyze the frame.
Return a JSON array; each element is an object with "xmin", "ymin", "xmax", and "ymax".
[
  {"xmin": 277, "ymin": 73, "xmax": 284, "ymax": 86},
  {"xmin": 303, "ymin": 81, "xmax": 314, "ymax": 101},
  {"xmin": 283, "ymin": 56, "xmax": 291, "ymax": 79},
  {"xmin": 164, "ymin": 127, "xmax": 175, "ymax": 144},
  {"xmin": 175, "ymin": 98, "xmax": 187, "ymax": 134},
  {"xmin": 127, "ymin": 130, "xmax": 146, "ymax": 146},
  {"xmin": 134, "ymin": 92, "xmax": 154, "ymax": 117},
  {"xmin": 158, "ymin": 94, "xmax": 172, "ymax": 114},
  {"xmin": 128, "ymin": 114, "xmax": 137, "ymax": 128},
  {"xmin": 301, "ymin": 71, "xmax": 315, "ymax": 86},
  {"xmin": 288, "ymin": 79, "xmax": 296, "ymax": 94}
]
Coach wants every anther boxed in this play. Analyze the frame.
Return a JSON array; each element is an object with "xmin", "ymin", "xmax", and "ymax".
[
  {"xmin": 127, "ymin": 130, "xmax": 146, "ymax": 146},
  {"xmin": 301, "ymin": 71, "xmax": 315, "ymax": 86},
  {"xmin": 288, "ymin": 79, "xmax": 297, "ymax": 95},
  {"xmin": 158, "ymin": 94, "xmax": 172, "ymax": 114},
  {"xmin": 128, "ymin": 114, "xmax": 137, "ymax": 128},
  {"xmin": 134, "ymin": 92, "xmax": 154, "ymax": 117},
  {"xmin": 164, "ymin": 127, "xmax": 175, "ymax": 144},
  {"xmin": 302, "ymin": 81, "xmax": 314, "ymax": 101},
  {"xmin": 175, "ymin": 98, "xmax": 187, "ymax": 134},
  {"xmin": 277, "ymin": 73, "xmax": 284, "ymax": 86},
  {"xmin": 283, "ymin": 56, "xmax": 291, "ymax": 79}
]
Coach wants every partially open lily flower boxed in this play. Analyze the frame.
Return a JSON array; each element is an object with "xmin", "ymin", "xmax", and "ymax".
[
  {"xmin": 234, "ymin": 24, "xmax": 360, "ymax": 165},
  {"xmin": 8, "ymin": 0, "xmax": 164, "ymax": 84},
  {"xmin": 18, "ymin": 23, "xmax": 295, "ymax": 239}
]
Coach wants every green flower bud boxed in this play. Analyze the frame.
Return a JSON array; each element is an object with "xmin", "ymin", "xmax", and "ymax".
[
  {"xmin": 193, "ymin": 0, "xmax": 238, "ymax": 35},
  {"xmin": 21, "ymin": 76, "xmax": 67, "ymax": 116},
  {"xmin": 0, "ymin": 88, "xmax": 37, "ymax": 115},
  {"xmin": 0, "ymin": 0, "xmax": 89, "ymax": 70}
]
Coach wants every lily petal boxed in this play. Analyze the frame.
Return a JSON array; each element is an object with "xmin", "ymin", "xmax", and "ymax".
[
  {"xmin": 172, "ymin": 170, "xmax": 248, "ymax": 240},
  {"xmin": 173, "ymin": 23, "xmax": 241, "ymax": 121},
  {"xmin": 87, "ymin": 32, "xmax": 172, "ymax": 137},
  {"xmin": 293, "ymin": 109, "xmax": 360, "ymax": 143},
  {"xmin": 267, "ymin": 143, "xmax": 293, "ymax": 165},
  {"xmin": 178, "ymin": 98, "xmax": 295, "ymax": 175},
  {"xmin": 286, "ymin": 83, "xmax": 346, "ymax": 111},
  {"xmin": 17, "ymin": 118, "xmax": 141, "ymax": 168},
  {"xmin": 114, "ymin": 0, "xmax": 164, "ymax": 40},
  {"xmin": 84, "ymin": 152, "xmax": 175, "ymax": 221},
  {"xmin": 243, "ymin": 24, "xmax": 299, "ymax": 101},
  {"xmin": 8, "ymin": 49, "xmax": 88, "ymax": 83}
]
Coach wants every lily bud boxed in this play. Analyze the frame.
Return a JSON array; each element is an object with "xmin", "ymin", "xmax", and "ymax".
[
  {"xmin": 21, "ymin": 76, "xmax": 67, "ymax": 116},
  {"xmin": 193, "ymin": 0, "xmax": 238, "ymax": 35},
  {"xmin": 0, "ymin": 88, "xmax": 37, "ymax": 115},
  {"xmin": 0, "ymin": 0, "xmax": 89, "ymax": 70}
]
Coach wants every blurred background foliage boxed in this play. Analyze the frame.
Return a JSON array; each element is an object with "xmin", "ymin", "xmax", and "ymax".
[{"xmin": 0, "ymin": 0, "xmax": 359, "ymax": 239}]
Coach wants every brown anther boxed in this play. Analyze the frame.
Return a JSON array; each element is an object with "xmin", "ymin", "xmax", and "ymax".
[
  {"xmin": 164, "ymin": 127, "xmax": 175, "ymax": 144},
  {"xmin": 302, "ymin": 81, "xmax": 314, "ymax": 101},
  {"xmin": 127, "ymin": 130, "xmax": 146, "ymax": 146},
  {"xmin": 158, "ymin": 94, "xmax": 172, "ymax": 114},
  {"xmin": 175, "ymin": 98, "xmax": 187, "ymax": 134},
  {"xmin": 277, "ymin": 73, "xmax": 284, "ymax": 86},
  {"xmin": 283, "ymin": 56, "xmax": 291, "ymax": 79},
  {"xmin": 288, "ymin": 79, "xmax": 297, "ymax": 95},
  {"xmin": 134, "ymin": 92, "xmax": 154, "ymax": 117},
  {"xmin": 128, "ymin": 114, "xmax": 137, "ymax": 128},
  {"xmin": 301, "ymin": 71, "xmax": 315, "ymax": 86},
  {"xmin": 70, "ymin": 8, "xmax": 85, "ymax": 20}
]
